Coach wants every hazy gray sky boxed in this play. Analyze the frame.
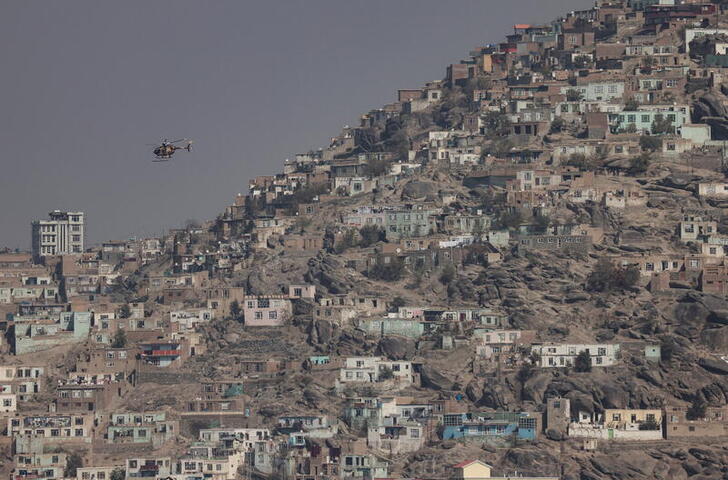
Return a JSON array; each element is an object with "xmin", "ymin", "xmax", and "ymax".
[{"xmin": 0, "ymin": 0, "xmax": 590, "ymax": 248}]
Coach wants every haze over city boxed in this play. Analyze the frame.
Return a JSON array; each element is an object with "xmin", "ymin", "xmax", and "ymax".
[
  {"xmin": 5, "ymin": 0, "xmax": 728, "ymax": 479},
  {"xmin": 0, "ymin": 0, "xmax": 589, "ymax": 248}
]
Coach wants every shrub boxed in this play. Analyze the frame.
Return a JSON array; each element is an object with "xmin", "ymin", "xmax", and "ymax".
[
  {"xmin": 660, "ymin": 338, "xmax": 674, "ymax": 363},
  {"xmin": 628, "ymin": 152, "xmax": 652, "ymax": 175},
  {"xmin": 623, "ymin": 123, "xmax": 638, "ymax": 134},
  {"xmin": 586, "ymin": 258, "xmax": 640, "ymax": 292},
  {"xmin": 534, "ymin": 214, "xmax": 550, "ymax": 234},
  {"xmin": 111, "ymin": 329, "xmax": 127, "ymax": 349},
  {"xmin": 638, "ymin": 419, "xmax": 661, "ymax": 430},
  {"xmin": 369, "ymin": 258, "xmax": 405, "ymax": 282},
  {"xmin": 359, "ymin": 225, "xmax": 385, "ymax": 248},
  {"xmin": 65, "ymin": 453, "xmax": 83, "ymax": 477},
  {"xmin": 118, "ymin": 304, "xmax": 131, "ymax": 319},
  {"xmin": 566, "ymin": 89, "xmax": 583, "ymax": 102},
  {"xmin": 110, "ymin": 469, "xmax": 125, "ymax": 480},
  {"xmin": 363, "ymin": 157, "xmax": 391, "ymax": 179},
  {"xmin": 624, "ymin": 97, "xmax": 639, "ymax": 111},
  {"xmin": 439, "ymin": 264, "xmax": 456, "ymax": 285},
  {"xmin": 651, "ymin": 114, "xmax": 675, "ymax": 135},
  {"xmin": 292, "ymin": 183, "xmax": 329, "ymax": 206},
  {"xmin": 334, "ymin": 230, "xmax": 358, "ymax": 254},
  {"xmin": 573, "ymin": 55, "xmax": 591, "ymax": 69},
  {"xmin": 549, "ymin": 117, "xmax": 566, "ymax": 134},
  {"xmin": 574, "ymin": 350, "xmax": 592, "ymax": 372},
  {"xmin": 230, "ymin": 300, "xmax": 242, "ymax": 322},
  {"xmin": 516, "ymin": 363, "xmax": 534, "ymax": 384},
  {"xmin": 566, "ymin": 153, "xmax": 597, "ymax": 171},
  {"xmin": 490, "ymin": 138, "xmax": 514, "ymax": 157},
  {"xmin": 496, "ymin": 210, "xmax": 523, "ymax": 230},
  {"xmin": 482, "ymin": 111, "xmax": 511, "ymax": 138},
  {"xmin": 379, "ymin": 366, "xmax": 395, "ymax": 380},
  {"xmin": 639, "ymin": 135, "xmax": 662, "ymax": 152},
  {"xmin": 389, "ymin": 296, "xmax": 406, "ymax": 312},
  {"xmin": 686, "ymin": 395, "xmax": 707, "ymax": 420}
]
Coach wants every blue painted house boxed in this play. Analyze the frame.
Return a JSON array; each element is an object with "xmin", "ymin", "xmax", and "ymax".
[{"xmin": 441, "ymin": 412, "xmax": 538, "ymax": 445}]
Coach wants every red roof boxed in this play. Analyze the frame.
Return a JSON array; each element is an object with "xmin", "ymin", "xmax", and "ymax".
[{"xmin": 514, "ymin": 24, "xmax": 531, "ymax": 29}]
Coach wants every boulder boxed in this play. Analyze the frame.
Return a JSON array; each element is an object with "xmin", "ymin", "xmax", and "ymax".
[
  {"xmin": 420, "ymin": 365, "xmax": 454, "ymax": 391},
  {"xmin": 377, "ymin": 336, "xmax": 416, "ymax": 360},
  {"xmin": 693, "ymin": 93, "xmax": 728, "ymax": 121},
  {"xmin": 223, "ymin": 333, "xmax": 241, "ymax": 344},
  {"xmin": 545, "ymin": 428, "xmax": 565, "ymax": 441},
  {"xmin": 698, "ymin": 357, "xmax": 728, "ymax": 375},
  {"xmin": 401, "ymin": 180, "xmax": 439, "ymax": 201},
  {"xmin": 565, "ymin": 293, "xmax": 590, "ymax": 303},
  {"xmin": 522, "ymin": 372, "xmax": 551, "ymax": 404}
]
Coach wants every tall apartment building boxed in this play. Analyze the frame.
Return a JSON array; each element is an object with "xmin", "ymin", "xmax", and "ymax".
[{"xmin": 31, "ymin": 211, "xmax": 84, "ymax": 261}]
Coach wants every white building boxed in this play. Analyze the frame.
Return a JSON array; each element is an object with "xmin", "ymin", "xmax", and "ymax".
[
  {"xmin": 698, "ymin": 183, "xmax": 728, "ymax": 198},
  {"xmin": 339, "ymin": 357, "xmax": 418, "ymax": 385},
  {"xmin": 31, "ymin": 210, "xmax": 84, "ymax": 260},
  {"xmin": 561, "ymin": 82, "xmax": 624, "ymax": 102},
  {"xmin": 531, "ymin": 343, "xmax": 620, "ymax": 368}
]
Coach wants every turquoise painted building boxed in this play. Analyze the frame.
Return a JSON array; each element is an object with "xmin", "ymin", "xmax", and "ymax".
[
  {"xmin": 13, "ymin": 312, "xmax": 91, "ymax": 354},
  {"xmin": 309, "ymin": 355, "xmax": 331, "ymax": 366},
  {"xmin": 357, "ymin": 318, "xmax": 427, "ymax": 338},
  {"xmin": 441, "ymin": 412, "xmax": 538, "ymax": 445}
]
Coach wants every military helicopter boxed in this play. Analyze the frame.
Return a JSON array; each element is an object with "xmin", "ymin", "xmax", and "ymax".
[{"xmin": 150, "ymin": 139, "xmax": 193, "ymax": 161}]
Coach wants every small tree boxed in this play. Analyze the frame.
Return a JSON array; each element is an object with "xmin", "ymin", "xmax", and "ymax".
[
  {"xmin": 639, "ymin": 135, "xmax": 662, "ymax": 152},
  {"xmin": 490, "ymin": 138, "xmax": 514, "ymax": 157},
  {"xmin": 368, "ymin": 258, "xmax": 405, "ymax": 282},
  {"xmin": 379, "ymin": 366, "xmax": 395, "ymax": 380},
  {"xmin": 496, "ymin": 210, "xmax": 523, "ymax": 230},
  {"xmin": 110, "ymin": 468, "xmax": 125, "ymax": 480},
  {"xmin": 574, "ymin": 350, "xmax": 592, "ymax": 372},
  {"xmin": 686, "ymin": 395, "xmax": 708, "ymax": 420},
  {"xmin": 566, "ymin": 89, "xmax": 583, "ymax": 102},
  {"xmin": 534, "ymin": 214, "xmax": 551, "ymax": 234},
  {"xmin": 628, "ymin": 152, "xmax": 651, "ymax": 175},
  {"xmin": 586, "ymin": 258, "xmax": 640, "ymax": 292},
  {"xmin": 573, "ymin": 55, "xmax": 591, "ymax": 69},
  {"xmin": 482, "ymin": 111, "xmax": 511, "ymax": 138},
  {"xmin": 65, "ymin": 453, "xmax": 83, "ymax": 477},
  {"xmin": 638, "ymin": 418, "xmax": 660, "ymax": 430},
  {"xmin": 111, "ymin": 329, "xmax": 127, "ymax": 349},
  {"xmin": 566, "ymin": 153, "xmax": 597, "ymax": 171},
  {"xmin": 642, "ymin": 56, "xmax": 658, "ymax": 69},
  {"xmin": 516, "ymin": 363, "xmax": 534, "ymax": 384},
  {"xmin": 624, "ymin": 97, "xmax": 639, "ymax": 111},
  {"xmin": 549, "ymin": 117, "xmax": 566, "ymax": 134},
  {"xmin": 230, "ymin": 300, "xmax": 242, "ymax": 322},
  {"xmin": 334, "ymin": 230, "xmax": 358, "ymax": 254},
  {"xmin": 660, "ymin": 338, "xmax": 674, "ymax": 363},
  {"xmin": 118, "ymin": 304, "xmax": 131, "ymax": 319},
  {"xmin": 651, "ymin": 114, "xmax": 675, "ymax": 135},
  {"xmin": 389, "ymin": 296, "xmax": 406, "ymax": 312},
  {"xmin": 363, "ymin": 157, "xmax": 391, "ymax": 179},
  {"xmin": 439, "ymin": 264, "xmax": 456, "ymax": 285},
  {"xmin": 359, "ymin": 225, "xmax": 385, "ymax": 248}
]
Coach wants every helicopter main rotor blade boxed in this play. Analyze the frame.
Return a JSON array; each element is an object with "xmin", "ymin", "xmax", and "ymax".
[{"xmin": 168, "ymin": 139, "xmax": 186, "ymax": 144}]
